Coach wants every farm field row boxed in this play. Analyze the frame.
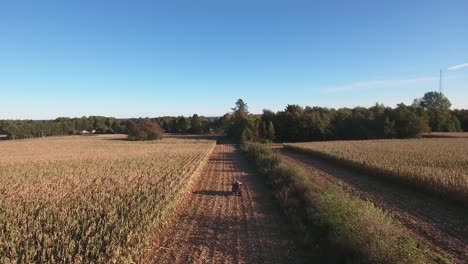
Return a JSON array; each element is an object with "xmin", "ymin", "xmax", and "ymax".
[
  {"xmin": 285, "ymin": 138, "xmax": 468, "ymax": 203},
  {"xmin": 276, "ymin": 148, "xmax": 467, "ymax": 263},
  {"xmin": 0, "ymin": 136, "xmax": 215, "ymax": 263},
  {"xmin": 420, "ymin": 132, "xmax": 468, "ymax": 138},
  {"xmin": 150, "ymin": 144, "xmax": 303, "ymax": 263},
  {"xmin": 243, "ymin": 142, "xmax": 446, "ymax": 263}
]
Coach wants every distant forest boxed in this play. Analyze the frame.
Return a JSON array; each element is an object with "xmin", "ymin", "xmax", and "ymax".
[
  {"xmin": 1, "ymin": 92, "xmax": 467, "ymax": 142},
  {"xmin": 0, "ymin": 115, "xmax": 217, "ymax": 140}
]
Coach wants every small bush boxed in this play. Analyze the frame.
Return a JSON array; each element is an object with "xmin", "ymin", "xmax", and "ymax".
[{"xmin": 127, "ymin": 120, "xmax": 164, "ymax": 141}]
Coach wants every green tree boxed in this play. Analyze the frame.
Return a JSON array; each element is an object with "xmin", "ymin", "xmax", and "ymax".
[
  {"xmin": 232, "ymin": 99, "xmax": 248, "ymax": 114},
  {"xmin": 241, "ymin": 127, "xmax": 256, "ymax": 143},
  {"xmin": 259, "ymin": 121, "xmax": 267, "ymax": 140},
  {"xmin": 447, "ymin": 115, "xmax": 462, "ymax": 132},
  {"xmin": 190, "ymin": 114, "xmax": 204, "ymax": 134},
  {"xmin": 383, "ymin": 117, "xmax": 396, "ymax": 138},
  {"xmin": 177, "ymin": 116, "xmax": 190, "ymax": 132},
  {"xmin": 92, "ymin": 116, "xmax": 108, "ymax": 133},
  {"xmin": 451, "ymin": 109, "xmax": 468, "ymax": 131},
  {"xmin": 266, "ymin": 121, "xmax": 275, "ymax": 142},
  {"xmin": 414, "ymin": 92, "xmax": 451, "ymax": 112},
  {"xmin": 227, "ymin": 99, "xmax": 255, "ymax": 141},
  {"xmin": 392, "ymin": 105, "xmax": 430, "ymax": 138},
  {"xmin": 413, "ymin": 92, "xmax": 454, "ymax": 131}
]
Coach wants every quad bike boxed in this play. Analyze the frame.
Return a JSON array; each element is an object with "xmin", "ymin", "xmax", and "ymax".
[{"xmin": 232, "ymin": 181, "xmax": 242, "ymax": 196}]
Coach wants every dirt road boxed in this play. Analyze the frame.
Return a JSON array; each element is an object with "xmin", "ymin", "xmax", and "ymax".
[
  {"xmin": 277, "ymin": 148, "xmax": 468, "ymax": 263},
  {"xmin": 149, "ymin": 145, "xmax": 304, "ymax": 264}
]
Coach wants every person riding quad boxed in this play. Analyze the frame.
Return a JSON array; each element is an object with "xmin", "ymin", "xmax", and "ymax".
[{"xmin": 232, "ymin": 179, "xmax": 242, "ymax": 195}]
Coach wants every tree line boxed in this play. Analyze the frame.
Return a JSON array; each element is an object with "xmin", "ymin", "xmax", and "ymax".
[
  {"xmin": 220, "ymin": 92, "xmax": 468, "ymax": 143},
  {"xmin": 1, "ymin": 91, "xmax": 467, "ymax": 141},
  {"xmin": 156, "ymin": 115, "xmax": 219, "ymax": 134},
  {"xmin": 0, "ymin": 115, "xmax": 218, "ymax": 140},
  {"xmin": 0, "ymin": 116, "xmax": 126, "ymax": 140}
]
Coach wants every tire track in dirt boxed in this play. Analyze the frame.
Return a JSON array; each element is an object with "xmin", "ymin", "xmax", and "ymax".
[
  {"xmin": 277, "ymin": 148, "xmax": 468, "ymax": 263},
  {"xmin": 150, "ymin": 145, "xmax": 304, "ymax": 264}
]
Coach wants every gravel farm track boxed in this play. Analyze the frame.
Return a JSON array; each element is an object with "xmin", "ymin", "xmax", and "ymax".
[
  {"xmin": 277, "ymin": 147, "xmax": 468, "ymax": 264},
  {"xmin": 149, "ymin": 144, "xmax": 306, "ymax": 264}
]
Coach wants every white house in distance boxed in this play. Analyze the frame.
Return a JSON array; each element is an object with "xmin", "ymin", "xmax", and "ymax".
[{"xmin": 81, "ymin": 130, "xmax": 96, "ymax": 135}]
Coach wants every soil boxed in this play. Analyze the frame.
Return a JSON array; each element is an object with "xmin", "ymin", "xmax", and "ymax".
[
  {"xmin": 277, "ymin": 147, "xmax": 468, "ymax": 264},
  {"xmin": 148, "ymin": 145, "xmax": 306, "ymax": 264}
]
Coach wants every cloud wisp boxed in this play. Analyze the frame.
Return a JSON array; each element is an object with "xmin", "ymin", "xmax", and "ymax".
[
  {"xmin": 448, "ymin": 63, "xmax": 468, "ymax": 71},
  {"xmin": 324, "ymin": 76, "xmax": 438, "ymax": 93}
]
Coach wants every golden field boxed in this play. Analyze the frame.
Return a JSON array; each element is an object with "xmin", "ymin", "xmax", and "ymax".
[
  {"xmin": 420, "ymin": 132, "xmax": 468, "ymax": 138},
  {"xmin": 0, "ymin": 135, "xmax": 215, "ymax": 263},
  {"xmin": 285, "ymin": 138, "xmax": 468, "ymax": 203}
]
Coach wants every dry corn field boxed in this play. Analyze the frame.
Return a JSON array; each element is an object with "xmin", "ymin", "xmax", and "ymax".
[
  {"xmin": 285, "ymin": 138, "xmax": 468, "ymax": 203},
  {"xmin": 421, "ymin": 132, "xmax": 468, "ymax": 138},
  {"xmin": 0, "ymin": 135, "xmax": 215, "ymax": 263}
]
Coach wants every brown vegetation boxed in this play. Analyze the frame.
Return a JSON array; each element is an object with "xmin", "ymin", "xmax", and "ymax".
[
  {"xmin": 420, "ymin": 132, "xmax": 468, "ymax": 138},
  {"xmin": 128, "ymin": 119, "xmax": 164, "ymax": 140},
  {"xmin": 0, "ymin": 136, "xmax": 215, "ymax": 262},
  {"xmin": 285, "ymin": 139, "xmax": 468, "ymax": 203}
]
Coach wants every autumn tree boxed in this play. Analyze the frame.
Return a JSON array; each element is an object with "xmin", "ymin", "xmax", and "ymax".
[{"xmin": 127, "ymin": 119, "xmax": 164, "ymax": 141}]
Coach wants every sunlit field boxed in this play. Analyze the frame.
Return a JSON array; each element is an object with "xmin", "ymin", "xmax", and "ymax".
[
  {"xmin": 285, "ymin": 138, "xmax": 468, "ymax": 203},
  {"xmin": 420, "ymin": 132, "xmax": 468, "ymax": 138},
  {"xmin": 0, "ymin": 136, "xmax": 215, "ymax": 263}
]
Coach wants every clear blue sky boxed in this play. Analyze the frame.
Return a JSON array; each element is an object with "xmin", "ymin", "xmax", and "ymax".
[{"xmin": 1, "ymin": 0, "xmax": 467, "ymax": 119}]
